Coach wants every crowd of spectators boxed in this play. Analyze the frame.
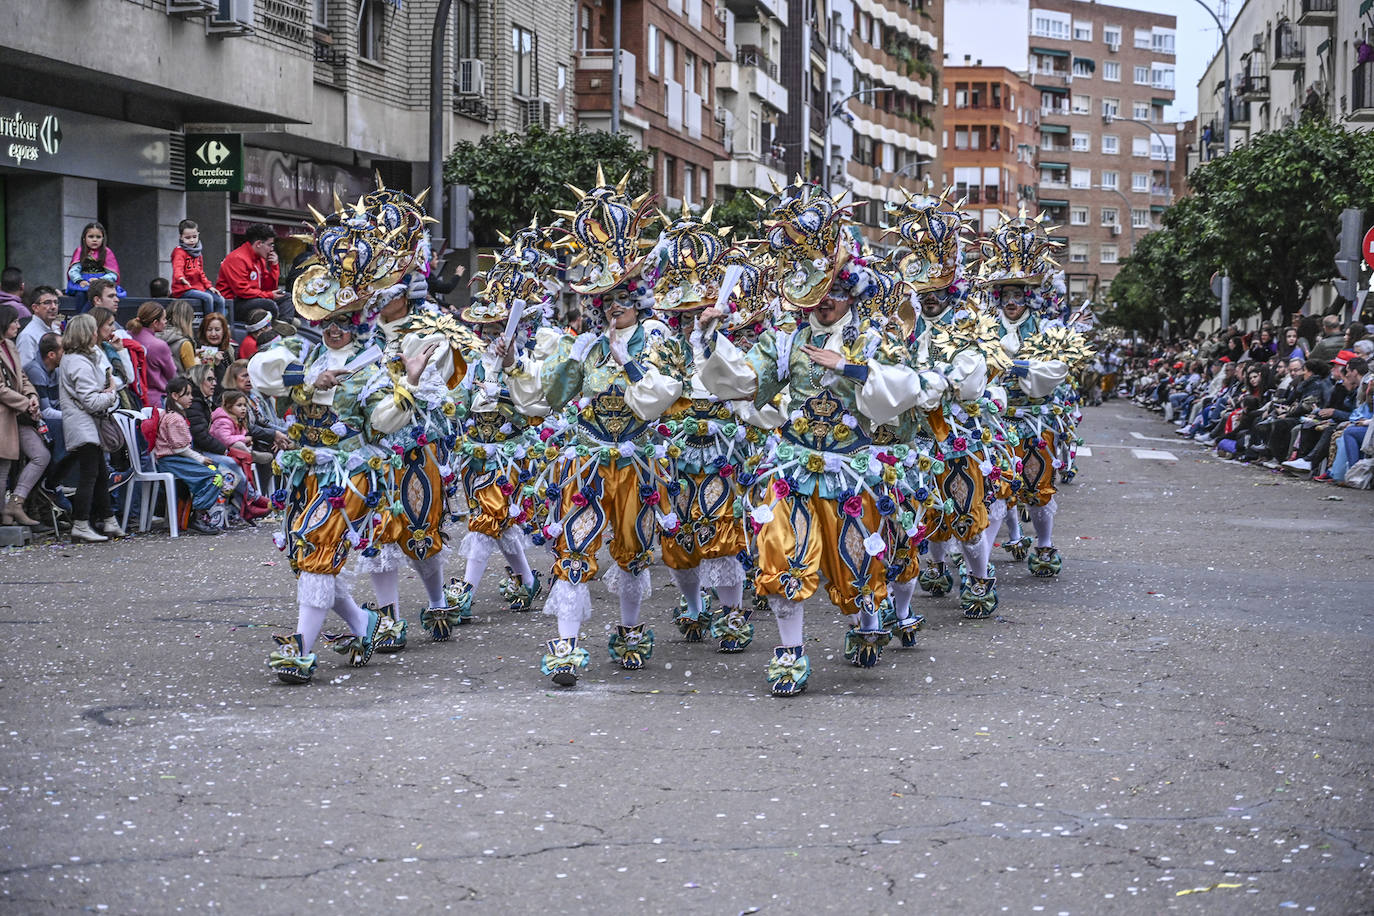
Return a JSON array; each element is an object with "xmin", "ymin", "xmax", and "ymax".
[
  {"xmin": 1, "ymin": 266, "xmax": 294, "ymax": 540},
  {"xmin": 1111, "ymin": 314, "xmax": 1374, "ymax": 488}
]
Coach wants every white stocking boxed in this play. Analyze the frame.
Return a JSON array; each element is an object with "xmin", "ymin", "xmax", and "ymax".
[
  {"xmin": 410, "ymin": 554, "xmax": 447, "ymax": 608},
  {"xmin": 296, "ymin": 572, "xmax": 336, "ymax": 652},
  {"xmin": 927, "ymin": 538, "xmax": 949, "ymax": 564},
  {"xmin": 1027, "ymin": 499, "xmax": 1057, "ymax": 548},
  {"xmin": 370, "ymin": 568, "xmax": 400, "ymax": 610},
  {"xmin": 668, "ymin": 566, "xmax": 703, "ymax": 617},
  {"xmin": 962, "ymin": 533, "xmax": 993, "ymax": 579},
  {"xmin": 890, "ymin": 579, "xmax": 918, "ymax": 623},
  {"xmin": 615, "ymin": 568, "xmax": 651, "ymax": 627},
  {"xmin": 715, "ymin": 582, "xmax": 745, "ymax": 607},
  {"xmin": 498, "ymin": 527, "xmax": 535, "ymax": 587},
  {"xmin": 462, "ymin": 532, "xmax": 497, "ymax": 586},
  {"xmin": 770, "ymin": 597, "xmax": 804, "ymax": 647},
  {"xmin": 333, "ymin": 589, "xmax": 370, "ymax": 637},
  {"xmin": 858, "ymin": 607, "xmax": 882, "ymax": 630},
  {"xmin": 544, "ymin": 579, "xmax": 591, "ymax": 639},
  {"xmin": 1003, "ymin": 505, "xmax": 1022, "ymax": 541}
]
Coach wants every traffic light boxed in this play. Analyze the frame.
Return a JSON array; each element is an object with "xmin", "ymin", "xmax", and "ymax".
[
  {"xmin": 1334, "ymin": 207, "xmax": 1364, "ymax": 305},
  {"xmin": 448, "ymin": 184, "xmax": 474, "ymax": 249}
]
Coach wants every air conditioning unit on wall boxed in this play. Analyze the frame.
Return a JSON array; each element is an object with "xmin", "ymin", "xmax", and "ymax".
[
  {"xmin": 457, "ymin": 59, "xmax": 484, "ymax": 96},
  {"xmin": 521, "ymin": 99, "xmax": 552, "ymax": 129}
]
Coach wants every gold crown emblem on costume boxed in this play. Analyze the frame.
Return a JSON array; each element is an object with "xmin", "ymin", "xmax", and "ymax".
[
  {"xmin": 554, "ymin": 164, "xmax": 657, "ymax": 295},
  {"xmin": 1020, "ymin": 325, "xmax": 1097, "ymax": 370},
  {"xmin": 977, "ymin": 208, "xmax": 1061, "ymax": 288},
  {"xmin": 755, "ymin": 176, "xmax": 861, "ymax": 308},
  {"xmin": 889, "ymin": 188, "xmax": 974, "ymax": 294}
]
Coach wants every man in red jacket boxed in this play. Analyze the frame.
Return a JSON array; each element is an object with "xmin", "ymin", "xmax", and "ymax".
[{"xmin": 216, "ymin": 223, "xmax": 290, "ymax": 324}]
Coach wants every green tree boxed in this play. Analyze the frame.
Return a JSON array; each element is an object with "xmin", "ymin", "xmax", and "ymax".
[
  {"xmin": 708, "ymin": 191, "xmax": 769, "ymax": 241},
  {"xmin": 444, "ymin": 127, "xmax": 651, "ymax": 246},
  {"xmin": 1183, "ymin": 117, "xmax": 1374, "ymax": 321}
]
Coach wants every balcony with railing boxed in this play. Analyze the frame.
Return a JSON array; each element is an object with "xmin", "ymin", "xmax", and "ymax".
[
  {"xmin": 1238, "ymin": 70, "xmax": 1270, "ymax": 101},
  {"xmin": 1272, "ymin": 22, "xmax": 1303, "ymax": 70},
  {"xmin": 1229, "ymin": 95, "xmax": 1251, "ymax": 127},
  {"xmin": 1353, "ymin": 61, "xmax": 1374, "ymax": 123},
  {"xmin": 1297, "ymin": 0, "xmax": 1336, "ymax": 26}
]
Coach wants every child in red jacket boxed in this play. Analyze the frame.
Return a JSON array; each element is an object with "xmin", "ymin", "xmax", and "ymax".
[{"xmin": 171, "ymin": 220, "xmax": 228, "ymax": 315}]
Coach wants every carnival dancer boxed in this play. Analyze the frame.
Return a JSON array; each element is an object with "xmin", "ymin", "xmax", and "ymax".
[
  {"xmin": 340, "ymin": 185, "xmax": 470, "ymax": 648},
  {"xmin": 695, "ymin": 180, "xmax": 955, "ymax": 695},
  {"xmin": 447, "ymin": 226, "xmax": 561, "ymax": 620},
  {"xmin": 504, "ymin": 170, "xmax": 684, "ymax": 687},
  {"xmin": 252, "ymin": 205, "xmax": 438, "ymax": 684},
  {"xmin": 648, "ymin": 212, "xmax": 762, "ymax": 651},
  {"xmin": 891, "ymin": 192, "xmax": 1007, "ymax": 619},
  {"xmin": 981, "ymin": 213, "xmax": 1072, "ymax": 578}
]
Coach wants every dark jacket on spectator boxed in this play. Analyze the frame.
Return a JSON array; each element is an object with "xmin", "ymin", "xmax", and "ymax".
[
  {"xmin": 186, "ymin": 387, "xmax": 225, "ymax": 455},
  {"xmin": 1310, "ymin": 333, "xmax": 1346, "ymax": 363}
]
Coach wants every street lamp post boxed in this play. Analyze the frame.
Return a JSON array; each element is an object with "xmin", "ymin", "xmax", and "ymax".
[
  {"xmin": 429, "ymin": 0, "xmax": 454, "ymax": 235},
  {"xmin": 1191, "ymin": 0, "xmax": 1231, "ymax": 153},
  {"xmin": 824, "ymin": 86, "xmax": 892, "ymax": 192}
]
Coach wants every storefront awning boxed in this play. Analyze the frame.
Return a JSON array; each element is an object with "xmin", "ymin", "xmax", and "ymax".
[
  {"xmin": 1031, "ymin": 47, "xmax": 1070, "ymax": 58},
  {"xmin": 1040, "ymin": 123, "xmax": 1069, "ymax": 134}
]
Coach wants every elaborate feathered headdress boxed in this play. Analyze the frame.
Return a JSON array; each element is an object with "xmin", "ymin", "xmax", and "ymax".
[
  {"xmin": 889, "ymin": 189, "xmax": 976, "ymax": 294},
  {"xmin": 757, "ymin": 177, "xmax": 865, "ymax": 309},
  {"xmin": 292, "ymin": 195, "xmax": 416, "ymax": 324},
  {"xmin": 555, "ymin": 164, "xmax": 658, "ymax": 295},
  {"xmin": 651, "ymin": 205, "xmax": 735, "ymax": 312},
  {"xmin": 464, "ymin": 218, "xmax": 562, "ymax": 326},
  {"xmin": 977, "ymin": 208, "xmax": 1060, "ymax": 288}
]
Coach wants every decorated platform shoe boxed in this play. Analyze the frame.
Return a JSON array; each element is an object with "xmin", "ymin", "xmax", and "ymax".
[
  {"xmin": 368, "ymin": 603, "xmax": 407, "ymax": 653},
  {"xmin": 674, "ymin": 592, "xmax": 713, "ymax": 643},
  {"xmin": 893, "ymin": 615, "xmax": 924, "ymax": 648},
  {"xmin": 422, "ymin": 578, "xmax": 472, "ymax": 640},
  {"xmin": 960, "ymin": 575, "xmax": 999, "ymax": 619},
  {"xmin": 498, "ymin": 567, "xmax": 544, "ymax": 612},
  {"xmin": 1002, "ymin": 535, "xmax": 1033, "ymax": 562},
  {"xmin": 918, "ymin": 561, "xmax": 954, "ymax": 597},
  {"xmin": 268, "ymin": 634, "xmax": 317, "ymax": 684},
  {"xmin": 844, "ymin": 627, "xmax": 892, "ymax": 668},
  {"xmin": 608, "ymin": 624, "xmax": 655, "ymax": 670},
  {"xmin": 541, "ymin": 637, "xmax": 590, "ymax": 687},
  {"xmin": 1027, "ymin": 546, "xmax": 1062, "ymax": 578},
  {"xmin": 322, "ymin": 608, "xmax": 382, "ymax": 667},
  {"xmin": 766, "ymin": 645, "xmax": 810, "ymax": 697},
  {"xmin": 711, "ymin": 605, "xmax": 754, "ymax": 653}
]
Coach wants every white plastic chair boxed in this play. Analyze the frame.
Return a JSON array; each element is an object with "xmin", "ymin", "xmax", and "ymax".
[{"xmin": 113, "ymin": 410, "xmax": 179, "ymax": 538}]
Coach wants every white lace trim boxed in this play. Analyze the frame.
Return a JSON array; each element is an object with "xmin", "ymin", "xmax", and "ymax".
[
  {"xmin": 604, "ymin": 565, "xmax": 651, "ymax": 604},
  {"xmin": 1027, "ymin": 497, "xmax": 1058, "ymax": 520},
  {"xmin": 459, "ymin": 529, "xmax": 497, "ymax": 563},
  {"xmin": 543, "ymin": 578, "xmax": 592, "ymax": 624},
  {"xmin": 297, "ymin": 571, "xmax": 336, "ymax": 609},
  {"xmin": 496, "ymin": 524, "xmax": 530, "ymax": 553},
  {"xmin": 352, "ymin": 541, "xmax": 403, "ymax": 574},
  {"xmin": 698, "ymin": 555, "xmax": 745, "ymax": 589}
]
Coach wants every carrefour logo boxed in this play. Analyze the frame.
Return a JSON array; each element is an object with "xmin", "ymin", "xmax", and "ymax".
[
  {"xmin": 0, "ymin": 109, "xmax": 60, "ymax": 164},
  {"xmin": 196, "ymin": 139, "xmax": 231, "ymax": 165}
]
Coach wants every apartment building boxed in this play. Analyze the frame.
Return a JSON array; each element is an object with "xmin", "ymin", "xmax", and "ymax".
[
  {"xmin": 940, "ymin": 62, "xmax": 1040, "ymax": 235},
  {"xmin": 1191, "ymin": 0, "xmax": 1371, "ymax": 172},
  {"xmin": 573, "ymin": 0, "xmax": 730, "ymax": 210},
  {"xmin": 0, "ymin": 0, "xmax": 573, "ymax": 291},
  {"xmin": 714, "ymin": 0, "xmax": 792, "ymax": 198},
  {"xmin": 1027, "ymin": 0, "xmax": 1175, "ymax": 302},
  {"xmin": 824, "ymin": 0, "xmax": 942, "ymax": 232}
]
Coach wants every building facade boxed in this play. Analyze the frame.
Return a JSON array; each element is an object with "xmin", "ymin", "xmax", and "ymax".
[
  {"xmin": 939, "ymin": 62, "xmax": 1040, "ymax": 236},
  {"xmin": 0, "ymin": 0, "xmax": 575, "ymax": 294},
  {"xmin": 572, "ymin": 0, "xmax": 730, "ymax": 210},
  {"xmin": 1190, "ymin": 0, "xmax": 1371, "ymax": 172},
  {"xmin": 1027, "ymin": 0, "xmax": 1175, "ymax": 303},
  {"xmin": 714, "ymin": 0, "xmax": 792, "ymax": 198}
]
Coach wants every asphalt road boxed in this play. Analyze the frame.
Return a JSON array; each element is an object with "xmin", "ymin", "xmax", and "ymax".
[{"xmin": 1, "ymin": 404, "xmax": 1371, "ymax": 914}]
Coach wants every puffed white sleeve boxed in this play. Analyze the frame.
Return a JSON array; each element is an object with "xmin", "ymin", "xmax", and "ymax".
[
  {"xmin": 369, "ymin": 379, "xmax": 418, "ymax": 435},
  {"xmin": 248, "ymin": 345, "xmax": 302, "ymax": 397},
  {"xmin": 944, "ymin": 350, "xmax": 989, "ymax": 402},
  {"xmin": 1020, "ymin": 359, "xmax": 1070, "ymax": 399},
  {"xmin": 699, "ymin": 333, "xmax": 759, "ymax": 402},
  {"xmin": 623, "ymin": 364, "xmax": 684, "ymax": 421},
  {"xmin": 856, "ymin": 363, "xmax": 950, "ymax": 426},
  {"xmin": 507, "ymin": 326, "xmax": 563, "ymax": 416}
]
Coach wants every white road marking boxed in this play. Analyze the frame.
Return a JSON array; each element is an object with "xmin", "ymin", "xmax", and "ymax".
[
  {"xmin": 1129, "ymin": 430, "xmax": 1184, "ymax": 444},
  {"xmin": 1131, "ymin": 448, "xmax": 1177, "ymax": 461},
  {"xmin": 1076, "ymin": 446, "xmax": 1093, "ymax": 457}
]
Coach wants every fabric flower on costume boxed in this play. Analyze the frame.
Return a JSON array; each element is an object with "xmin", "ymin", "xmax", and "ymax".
[
  {"xmin": 842, "ymin": 495, "xmax": 863, "ymax": 517},
  {"xmin": 750, "ymin": 504, "xmax": 775, "ymax": 525},
  {"xmin": 863, "ymin": 531, "xmax": 886, "ymax": 557}
]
